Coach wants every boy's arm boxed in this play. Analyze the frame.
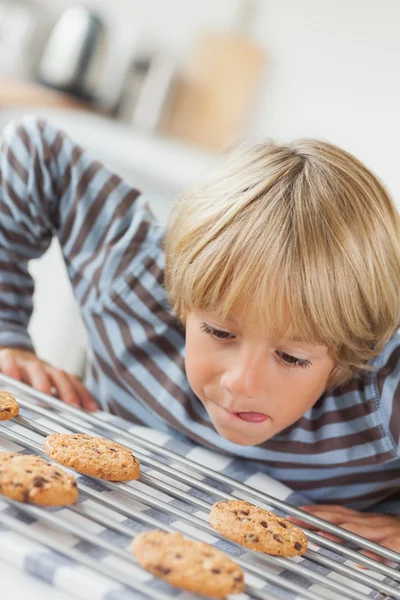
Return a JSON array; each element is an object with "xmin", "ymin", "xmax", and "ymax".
[
  {"xmin": 0, "ymin": 116, "xmax": 145, "ymax": 405},
  {"xmin": 288, "ymin": 352, "xmax": 400, "ymax": 563},
  {"xmin": 289, "ymin": 504, "xmax": 400, "ymax": 565}
]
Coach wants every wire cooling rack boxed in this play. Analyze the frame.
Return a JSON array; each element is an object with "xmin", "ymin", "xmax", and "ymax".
[{"xmin": 0, "ymin": 373, "xmax": 399, "ymax": 600}]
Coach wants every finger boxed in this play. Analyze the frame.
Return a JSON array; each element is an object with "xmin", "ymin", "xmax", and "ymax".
[
  {"xmin": 287, "ymin": 516, "xmax": 321, "ymax": 529},
  {"xmin": 356, "ymin": 545, "xmax": 400, "ymax": 568},
  {"xmin": 288, "ymin": 511, "xmax": 352, "ymax": 529},
  {"xmin": 306, "ymin": 511, "xmax": 372, "ymax": 527},
  {"xmin": 288, "ymin": 505, "xmax": 359, "ymax": 528},
  {"xmin": 301, "ymin": 505, "xmax": 361, "ymax": 517},
  {"xmin": 0, "ymin": 352, "xmax": 23, "ymax": 381},
  {"xmin": 302, "ymin": 506, "xmax": 396, "ymax": 527},
  {"xmin": 68, "ymin": 375, "xmax": 98, "ymax": 412},
  {"xmin": 340, "ymin": 522, "xmax": 397, "ymax": 543},
  {"xmin": 45, "ymin": 368, "xmax": 81, "ymax": 408},
  {"xmin": 357, "ymin": 549, "xmax": 387, "ymax": 567},
  {"xmin": 384, "ymin": 536, "xmax": 400, "ymax": 554},
  {"xmin": 314, "ymin": 530, "xmax": 343, "ymax": 543},
  {"xmin": 21, "ymin": 362, "xmax": 53, "ymax": 395}
]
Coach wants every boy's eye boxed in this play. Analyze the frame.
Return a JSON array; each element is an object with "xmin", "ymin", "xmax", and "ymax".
[
  {"xmin": 276, "ymin": 351, "xmax": 311, "ymax": 369},
  {"xmin": 200, "ymin": 322, "xmax": 234, "ymax": 340}
]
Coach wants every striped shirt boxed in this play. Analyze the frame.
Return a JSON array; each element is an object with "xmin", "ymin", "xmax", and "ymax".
[{"xmin": 1, "ymin": 116, "xmax": 400, "ymax": 512}]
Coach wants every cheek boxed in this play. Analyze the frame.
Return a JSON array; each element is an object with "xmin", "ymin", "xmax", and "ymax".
[
  {"xmin": 284, "ymin": 369, "xmax": 332, "ymax": 418},
  {"xmin": 185, "ymin": 328, "xmax": 215, "ymax": 393}
]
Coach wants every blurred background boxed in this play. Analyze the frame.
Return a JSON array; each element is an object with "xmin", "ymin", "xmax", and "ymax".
[{"xmin": 0, "ymin": 0, "xmax": 399, "ymax": 374}]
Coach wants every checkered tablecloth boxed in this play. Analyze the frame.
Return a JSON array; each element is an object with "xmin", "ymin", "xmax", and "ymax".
[{"xmin": 0, "ymin": 404, "xmax": 394, "ymax": 600}]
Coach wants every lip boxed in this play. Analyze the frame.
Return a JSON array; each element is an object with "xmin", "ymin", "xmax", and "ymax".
[
  {"xmin": 218, "ymin": 404, "xmax": 269, "ymax": 424},
  {"xmin": 236, "ymin": 411, "xmax": 269, "ymax": 423}
]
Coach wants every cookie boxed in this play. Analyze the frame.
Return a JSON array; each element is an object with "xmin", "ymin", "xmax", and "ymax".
[
  {"xmin": 0, "ymin": 390, "xmax": 19, "ymax": 420},
  {"xmin": 0, "ymin": 452, "xmax": 78, "ymax": 506},
  {"xmin": 209, "ymin": 499, "xmax": 308, "ymax": 557},
  {"xmin": 42, "ymin": 433, "xmax": 140, "ymax": 481},
  {"xmin": 132, "ymin": 530, "xmax": 244, "ymax": 598}
]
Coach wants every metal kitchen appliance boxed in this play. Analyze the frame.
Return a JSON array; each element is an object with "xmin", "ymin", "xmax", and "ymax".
[
  {"xmin": 0, "ymin": 373, "xmax": 399, "ymax": 600},
  {"xmin": 37, "ymin": 5, "xmax": 107, "ymax": 103}
]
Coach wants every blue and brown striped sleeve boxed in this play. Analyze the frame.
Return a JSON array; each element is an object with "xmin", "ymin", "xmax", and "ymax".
[
  {"xmin": 0, "ymin": 116, "xmax": 147, "ymax": 351},
  {"xmin": 376, "ymin": 337, "xmax": 400, "ymax": 453}
]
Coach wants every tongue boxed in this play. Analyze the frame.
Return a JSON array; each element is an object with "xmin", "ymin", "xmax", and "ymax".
[{"xmin": 236, "ymin": 412, "xmax": 268, "ymax": 423}]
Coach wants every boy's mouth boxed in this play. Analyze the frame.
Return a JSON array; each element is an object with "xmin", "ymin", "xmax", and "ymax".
[
  {"xmin": 235, "ymin": 411, "xmax": 269, "ymax": 423},
  {"xmin": 206, "ymin": 397, "xmax": 270, "ymax": 424}
]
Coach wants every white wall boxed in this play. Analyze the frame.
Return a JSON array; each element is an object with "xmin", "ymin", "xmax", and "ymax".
[
  {"xmin": 44, "ymin": 0, "xmax": 400, "ymax": 202},
  {"xmin": 248, "ymin": 0, "xmax": 400, "ymax": 203},
  {"xmin": 7, "ymin": 0, "xmax": 399, "ymax": 371}
]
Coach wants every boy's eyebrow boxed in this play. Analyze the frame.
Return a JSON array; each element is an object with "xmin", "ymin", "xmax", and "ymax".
[
  {"xmin": 201, "ymin": 312, "xmax": 328, "ymax": 352},
  {"xmin": 283, "ymin": 342, "xmax": 330, "ymax": 357}
]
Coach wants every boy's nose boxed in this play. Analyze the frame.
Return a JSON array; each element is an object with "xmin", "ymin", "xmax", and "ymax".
[{"xmin": 220, "ymin": 351, "xmax": 266, "ymax": 401}]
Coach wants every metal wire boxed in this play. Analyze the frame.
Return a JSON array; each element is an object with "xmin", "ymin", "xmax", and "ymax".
[
  {"xmin": 6, "ymin": 373, "xmax": 400, "ymax": 564},
  {"xmin": 0, "ymin": 509, "xmax": 172, "ymax": 600},
  {"xmin": 12, "ymin": 392, "xmax": 400, "ymax": 574},
  {"xmin": 1, "ymin": 423, "xmax": 369, "ymax": 600},
  {"xmin": 0, "ymin": 374, "xmax": 398, "ymax": 600}
]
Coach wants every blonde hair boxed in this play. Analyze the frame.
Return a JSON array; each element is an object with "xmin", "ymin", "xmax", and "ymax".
[{"xmin": 164, "ymin": 139, "xmax": 400, "ymax": 387}]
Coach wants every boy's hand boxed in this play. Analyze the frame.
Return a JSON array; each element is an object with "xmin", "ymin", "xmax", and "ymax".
[
  {"xmin": 288, "ymin": 504, "xmax": 400, "ymax": 563},
  {"xmin": 0, "ymin": 348, "xmax": 98, "ymax": 412}
]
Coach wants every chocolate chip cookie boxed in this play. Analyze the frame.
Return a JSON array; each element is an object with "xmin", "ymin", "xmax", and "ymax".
[
  {"xmin": 0, "ymin": 452, "xmax": 78, "ymax": 506},
  {"xmin": 0, "ymin": 390, "xmax": 19, "ymax": 420},
  {"xmin": 210, "ymin": 499, "xmax": 308, "ymax": 557},
  {"xmin": 132, "ymin": 530, "xmax": 244, "ymax": 598},
  {"xmin": 42, "ymin": 433, "xmax": 140, "ymax": 481}
]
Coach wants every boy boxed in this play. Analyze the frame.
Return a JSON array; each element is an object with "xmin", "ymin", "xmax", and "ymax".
[{"xmin": 0, "ymin": 117, "xmax": 400, "ymax": 556}]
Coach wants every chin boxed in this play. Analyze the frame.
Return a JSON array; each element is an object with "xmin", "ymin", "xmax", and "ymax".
[{"xmin": 212, "ymin": 422, "xmax": 271, "ymax": 447}]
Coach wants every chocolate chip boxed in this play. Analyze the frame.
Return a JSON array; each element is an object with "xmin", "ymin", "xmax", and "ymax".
[
  {"xmin": 231, "ymin": 510, "xmax": 238, "ymax": 514},
  {"xmin": 245, "ymin": 533, "xmax": 259, "ymax": 542},
  {"xmin": 294, "ymin": 542, "xmax": 302, "ymax": 550},
  {"xmin": 72, "ymin": 481, "xmax": 78, "ymax": 488},
  {"xmin": 23, "ymin": 490, "xmax": 30, "ymax": 502},
  {"xmin": 25, "ymin": 470, "xmax": 32, "ymax": 474},
  {"xmin": 273, "ymin": 534, "xmax": 283, "ymax": 543},
  {"xmin": 32, "ymin": 477, "xmax": 48, "ymax": 487},
  {"xmin": 93, "ymin": 449, "xmax": 101, "ymax": 454},
  {"xmin": 109, "ymin": 448, "xmax": 117, "ymax": 452},
  {"xmin": 260, "ymin": 521, "xmax": 268, "ymax": 528},
  {"xmin": 155, "ymin": 565, "xmax": 171, "ymax": 575},
  {"xmin": 13, "ymin": 482, "xmax": 22, "ymax": 487},
  {"xmin": 174, "ymin": 553, "xmax": 182, "ymax": 559},
  {"xmin": 211, "ymin": 569, "xmax": 221, "ymax": 574},
  {"xmin": 278, "ymin": 521, "xmax": 287, "ymax": 529},
  {"xmin": 0, "ymin": 407, "xmax": 11, "ymax": 412},
  {"xmin": 234, "ymin": 575, "xmax": 243, "ymax": 582},
  {"xmin": 240, "ymin": 510, "xmax": 249, "ymax": 516}
]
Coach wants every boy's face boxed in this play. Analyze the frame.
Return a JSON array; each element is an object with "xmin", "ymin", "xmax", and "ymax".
[{"xmin": 185, "ymin": 309, "xmax": 335, "ymax": 446}]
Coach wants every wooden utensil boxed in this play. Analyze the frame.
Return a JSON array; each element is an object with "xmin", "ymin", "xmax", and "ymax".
[{"xmin": 162, "ymin": 29, "xmax": 265, "ymax": 151}]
